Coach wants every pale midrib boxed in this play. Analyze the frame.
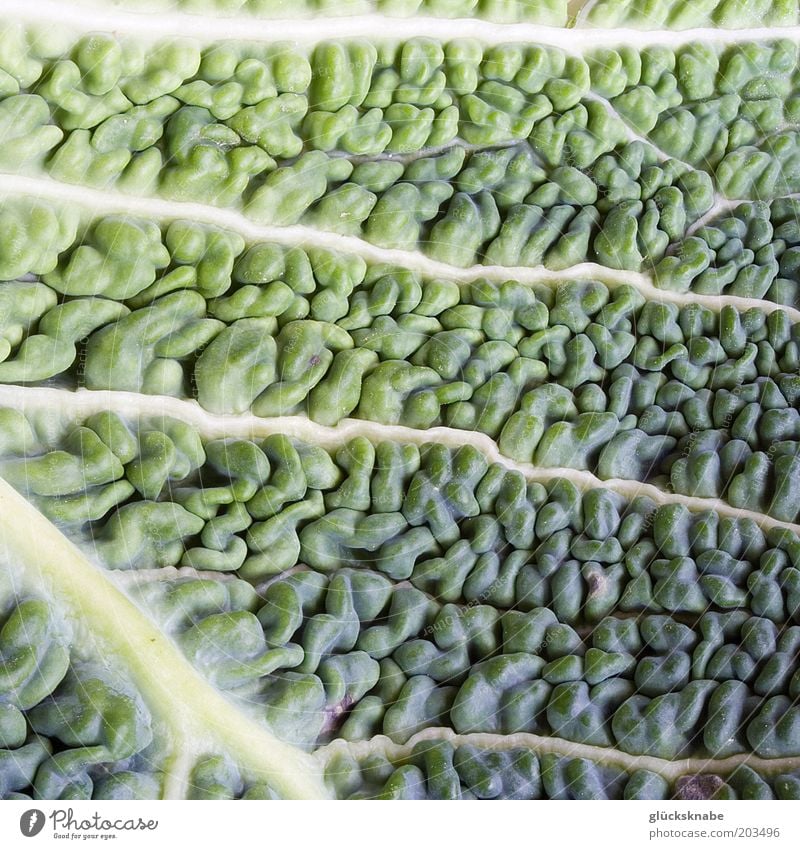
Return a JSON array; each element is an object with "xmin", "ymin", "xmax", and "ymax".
[
  {"xmin": 2, "ymin": 174, "xmax": 796, "ymax": 322},
  {"xmin": 159, "ymin": 746, "xmax": 195, "ymax": 800},
  {"xmin": 327, "ymin": 138, "xmax": 520, "ymax": 166},
  {"xmin": 3, "ymin": 384, "xmax": 798, "ymax": 537},
  {"xmin": 112, "ymin": 564, "xmax": 250, "ymax": 587},
  {"xmin": 4, "ymin": 0, "xmax": 799, "ymax": 49},
  {"xmin": 0, "ymin": 477, "xmax": 331, "ymax": 800},
  {"xmin": 315, "ymin": 728, "xmax": 800, "ymax": 782}
]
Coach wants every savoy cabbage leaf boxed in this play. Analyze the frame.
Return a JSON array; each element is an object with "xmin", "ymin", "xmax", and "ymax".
[{"xmin": 1, "ymin": 0, "xmax": 800, "ymax": 801}]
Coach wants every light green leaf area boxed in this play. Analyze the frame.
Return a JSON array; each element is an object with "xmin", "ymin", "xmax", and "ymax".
[
  {"xmin": 3, "ymin": 24, "xmax": 800, "ymax": 282},
  {"xmin": 1, "ymin": 0, "xmax": 800, "ymax": 802}
]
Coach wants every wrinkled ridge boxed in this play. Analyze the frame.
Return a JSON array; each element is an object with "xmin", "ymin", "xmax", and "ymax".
[
  {"xmin": 316, "ymin": 728, "xmax": 800, "ymax": 781},
  {"xmin": 2, "ymin": 173, "xmax": 795, "ymax": 321},
  {"xmin": 112, "ymin": 565, "xmax": 251, "ymax": 587},
  {"xmin": 327, "ymin": 139, "xmax": 522, "ymax": 166},
  {"xmin": 4, "ymin": 1, "xmax": 800, "ymax": 49},
  {"xmin": 4, "ymin": 384, "xmax": 798, "ymax": 536}
]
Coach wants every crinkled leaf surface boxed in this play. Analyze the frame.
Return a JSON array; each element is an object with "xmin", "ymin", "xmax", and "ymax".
[{"xmin": 1, "ymin": 0, "xmax": 800, "ymax": 801}]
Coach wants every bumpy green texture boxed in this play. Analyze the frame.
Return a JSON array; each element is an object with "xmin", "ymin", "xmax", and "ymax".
[
  {"xmin": 1, "ymin": 206, "xmax": 798, "ymax": 519},
  {"xmin": 587, "ymin": 39, "xmax": 800, "ymax": 200},
  {"xmin": 3, "ymin": 29, "xmax": 800, "ymax": 288},
  {"xmin": 657, "ymin": 198, "xmax": 800, "ymax": 305},
  {"xmin": 325, "ymin": 743, "xmax": 800, "ymax": 799},
  {"xmin": 0, "ymin": 562, "xmax": 289, "ymax": 801},
  {"xmin": 3, "ymin": 0, "xmax": 800, "ymax": 804},
  {"xmin": 2, "ymin": 409, "xmax": 800, "ymax": 800},
  {"xmin": 0, "ymin": 571, "xmax": 164, "ymax": 799},
  {"xmin": 579, "ymin": 0, "xmax": 797, "ymax": 28}
]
